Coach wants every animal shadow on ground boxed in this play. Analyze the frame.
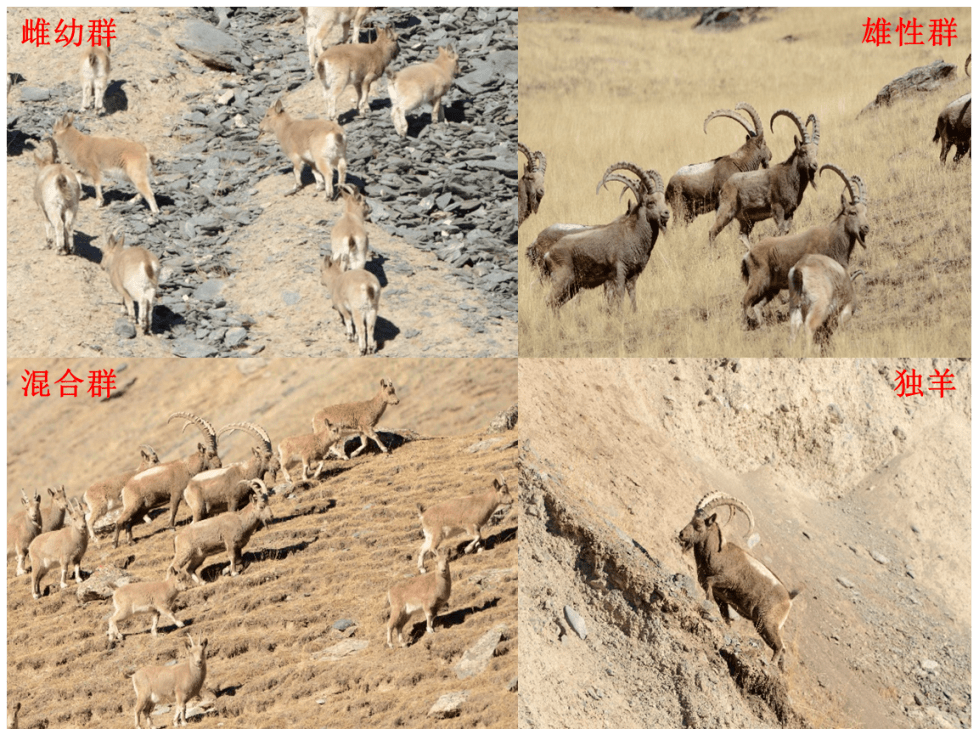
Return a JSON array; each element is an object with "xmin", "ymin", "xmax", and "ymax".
[
  {"xmin": 370, "ymin": 317, "xmax": 400, "ymax": 350},
  {"xmin": 195, "ymin": 537, "xmax": 318, "ymax": 582},
  {"xmin": 274, "ymin": 498, "xmax": 338, "ymax": 523},
  {"xmin": 102, "ymin": 80, "xmax": 129, "ymax": 114},
  {"xmin": 403, "ymin": 596, "xmax": 502, "ymax": 643},
  {"xmin": 150, "ymin": 303, "xmax": 187, "ymax": 336},
  {"xmin": 89, "ymin": 185, "xmax": 170, "ymax": 213},
  {"xmin": 72, "ymin": 230, "xmax": 102, "ymax": 264},
  {"xmin": 6, "ymin": 128, "xmax": 39, "ymax": 156},
  {"xmin": 365, "ymin": 253, "xmax": 387, "ymax": 287}
]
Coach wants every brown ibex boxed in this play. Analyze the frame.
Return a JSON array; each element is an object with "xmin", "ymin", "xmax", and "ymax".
[
  {"xmin": 542, "ymin": 162, "xmax": 670, "ymax": 311},
  {"xmin": 518, "ymin": 142, "xmax": 547, "ymax": 227},
  {"xmin": 709, "ymin": 109, "xmax": 820, "ymax": 248},
  {"xmin": 678, "ymin": 492, "xmax": 800, "ymax": 671},
  {"xmin": 666, "ymin": 102, "xmax": 771, "ymax": 224}
]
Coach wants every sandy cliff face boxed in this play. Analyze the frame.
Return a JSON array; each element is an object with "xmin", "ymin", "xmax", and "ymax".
[{"xmin": 519, "ymin": 358, "xmax": 970, "ymax": 729}]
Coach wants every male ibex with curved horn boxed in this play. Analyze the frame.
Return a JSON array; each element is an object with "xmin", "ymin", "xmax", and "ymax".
[
  {"xmin": 183, "ymin": 422, "xmax": 280, "ymax": 523},
  {"xmin": 709, "ymin": 109, "xmax": 820, "ymax": 248},
  {"xmin": 741, "ymin": 163, "xmax": 868, "ymax": 328},
  {"xmin": 541, "ymin": 161, "xmax": 669, "ymax": 311},
  {"xmin": 678, "ymin": 491, "xmax": 800, "ymax": 671},
  {"xmin": 933, "ymin": 55, "xmax": 971, "ymax": 165},
  {"xmin": 666, "ymin": 102, "xmax": 772, "ymax": 224},
  {"xmin": 113, "ymin": 413, "xmax": 221, "ymax": 547},
  {"xmin": 518, "ymin": 142, "xmax": 547, "ymax": 226}
]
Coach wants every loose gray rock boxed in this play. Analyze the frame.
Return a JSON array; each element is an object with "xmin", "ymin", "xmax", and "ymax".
[
  {"xmin": 77, "ymin": 566, "xmax": 137, "ymax": 601},
  {"xmin": 564, "ymin": 606, "xmax": 587, "ymax": 640},
  {"xmin": 861, "ymin": 60, "xmax": 958, "ymax": 115},
  {"xmin": 453, "ymin": 623, "xmax": 507, "ymax": 679},
  {"xmin": 428, "ymin": 691, "xmax": 470, "ymax": 719},
  {"xmin": 176, "ymin": 19, "xmax": 251, "ymax": 71}
]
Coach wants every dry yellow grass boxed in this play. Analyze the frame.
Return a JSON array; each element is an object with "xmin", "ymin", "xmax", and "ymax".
[
  {"xmin": 519, "ymin": 7, "xmax": 971, "ymax": 357},
  {"xmin": 6, "ymin": 358, "xmax": 517, "ymax": 729}
]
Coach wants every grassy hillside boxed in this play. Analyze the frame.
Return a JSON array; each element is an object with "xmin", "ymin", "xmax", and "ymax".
[
  {"xmin": 6, "ymin": 358, "xmax": 517, "ymax": 729},
  {"xmin": 518, "ymin": 7, "xmax": 971, "ymax": 357}
]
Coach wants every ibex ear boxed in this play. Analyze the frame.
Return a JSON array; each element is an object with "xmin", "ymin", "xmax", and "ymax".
[{"xmin": 705, "ymin": 513, "xmax": 718, "ymax": 526}]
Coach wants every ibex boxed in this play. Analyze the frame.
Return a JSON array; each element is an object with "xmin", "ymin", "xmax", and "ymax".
[
  {"xmin": 666, "ymin": 102, "xmax": 771, "ymax": 224},
  {"xmin": 416, "ymin": 475, "xmax": 513, "ymax": 572},
  {"xmin": 788, "ymin": 255, "xmax": 864, "ymax": 351},
  {"xmin": 330, "ymin": 184, "xmax": 370, "ymax": 270},
  {"xmin": 316, "ymin": 24, "xmax": 399, "ymax": 120},
  {"xmin": 387, "ymin": 548, "xmax": 451, "ymax": 648},
  {"xmin": 130, "ymin": 635, "xmax": 208, "ymax": 728},
  {"xmin": 79, "ymin": 45, "xmax": 110, "ymax": 114},
  {"xmin": 678, "ymin": 492, "xmax": 800, "ymax": 671},
  {"xmin": 101, "ymin": 229, "xmax": 161, "ymax": 336},
  {"xmin": 259, "ymin": 98, "xmax": 347, "ymax": 200},
  {"xmin": 387, "ymin": 45, "xmax": 459, "ymax": 138},
  {"xmin": 52, "ymin": 113, "xmax": 159, "ymax": 214},
  {"xmin": 311, "ymin": 378, "xmax": 400, "ymax": 458},
  {"xmin": 320, "ymin": 253, "xmax": 381, "ymax": 356},
  {"xmin": 518, "ymin": 142, "xmax": 547, "ymax": 227},
  {"xmin": 709, "ymin": 109, "xmax": 820, "ymax": 248},
  {"xmin": 32, "ymin": 137, "xmax": 80, "ymax": 255},
  {"xmin": 542, "ymin": 162, "xmax": 670, "ymax": 311}
]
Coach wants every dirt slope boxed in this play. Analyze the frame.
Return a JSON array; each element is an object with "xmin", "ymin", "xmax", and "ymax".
[
  {"xmin": 519, "ymin": 358, "xmax": 969, "ymax": 729},
  {"xmin": 6, "ymin": 358, "xmax": 517, "ymax": 729}
]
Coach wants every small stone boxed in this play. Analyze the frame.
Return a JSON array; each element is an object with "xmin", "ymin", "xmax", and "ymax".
[
  {"xmin": 114, "ymin": 319, "xmax": 137, "ymax": 339},
  {"xmin": 428, "ymin": 691, "xmax": 469, "ymax": 719},
  {"xmin": 836, "ymin": 576, "xmax": 855, "ymax": 589},
  {"xmin": 564, "ymin": 606, "xmax": 586, "ymax": 640}
]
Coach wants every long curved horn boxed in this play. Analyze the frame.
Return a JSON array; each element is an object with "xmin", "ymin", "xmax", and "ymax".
[
  {"xmin": 600, "ymin": 161, "xmax": 659, "ymax": 199},
  {"xmin": 770, "ymin": 108, "xmax": 806, "ymax": 140},
  {"xmin": 645, "ymin": 168, "xmax": 664, "ymax": 194},
  {"xmin": 850, "ymin": 269, "xmax": 866, "ymax": 282},
  {"xmin": 704, "ymin": 108, "xmax": 754, "ymax": 136},
  {"xmin": 599, "ymin": 173, "xmax": 641, "ymax": 203},
  {"xmin": 518, "ymin": 142, "xmax": 536, "ymax": 172},
  {"xmin": 818, "ymin": 164, "xmax": 858, "ymax": 203},
  {"xmin": 735, "ymin": 102, "xmax": 764, "ymax": 138},
  {"xmin": 694, "ymin": 491, "xmax": 755, "ymax": 539},
  {"xmin": 534, "ymin": 150, "xmax": 547, "ymax": 175},
  {"xmin": 168, "ymin": 412, "xmax": 217, "ymax": 453},
  {"xmin": 216, "ymin": 422, "xmax": 273, "ymax": 457},
  {"xmin": 850, "ymin": 174, "xmax": 867, "ymax": 204},
  {"xmin": 806, "ymin": 113, "xmax": 820, "ymax": 146},
  {"xmin": 966, "ymin": 54, "xmax": 971, "ymax": 78},
  {"xmin": 598, "ymin": 173, "xmax": 641, "ymax": 203},
  {"xmin": 245, "ymin": 478, "xmax": 266, "ymax": 495}
]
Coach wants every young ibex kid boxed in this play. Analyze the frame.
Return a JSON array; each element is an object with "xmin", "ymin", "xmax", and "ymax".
[
  {"xmin": 101, "ymin": 229, "xmax": 161, "ymax": 336},
  {"xmin": 331, "ymin": 184, "xmax": 370, "ymax": 270},
  {"xmin": 320, "ymin": 253, "xmax": 381, "ymax": 356},
  {"xmin": 52, "ymin": 113, "xmax": 159, "ymax": 214},
  {"xmin": 316, "ymin": 25, "xmax": 399, "ymax": 121},
  {"xmin": 33, "ymin": 137, "xmax": 80, "ymax": 255},
  {"xmin": 259, "ymin": 98, "xmax": 347, "ymax": 200},
  {"xmin": 388, "ymin": 45, "xmax": 459, "ymax": 138},
  {"xmin": 80, "ymin": 45, "xmax": 110, "ymax": 114}
]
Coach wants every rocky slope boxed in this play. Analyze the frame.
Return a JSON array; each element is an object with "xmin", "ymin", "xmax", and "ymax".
[{"xmin": 519, "ymin": 358, "xmax": 970, "ymax": 729}]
